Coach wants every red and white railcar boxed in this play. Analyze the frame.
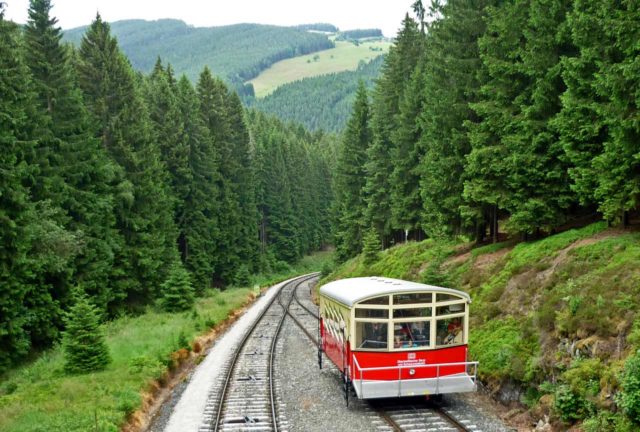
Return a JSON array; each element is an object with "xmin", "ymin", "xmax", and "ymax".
[{"xmin": 318, "ymin": 277, "xmax": 478, "ymax": 400}]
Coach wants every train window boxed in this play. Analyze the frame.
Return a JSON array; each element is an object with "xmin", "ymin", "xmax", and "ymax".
[
  {"xmin": 360, "ymin": 296, "xmax": 389, "ymax": 305},
  {"xmin": 392, "ymin": 307, "xmax": 431, "ymax": 318},
  {"xmin": 355, "ymin": 308, "xmax": 388, "ymax": 319},
  {"xmin": 436, "ymin": 303, "xmax": 465, "ymax": 316},
  {"xmin": 355, "ymin": 322, "xmax": 388, "ymax": 349},
  {"xmin": 436, "ymin": 293, "xmax": 461, "ymax": 302},
  {"xmin": 393, "ymin": 293, "xmax": 432, "ymax": 305},
  {"xmin": 393, "ymin": 322, "xmax": 431, "ymax": 348},
  {"xmin": 436, "ymin": 317, "xmax": 465, "ymax": 346}
]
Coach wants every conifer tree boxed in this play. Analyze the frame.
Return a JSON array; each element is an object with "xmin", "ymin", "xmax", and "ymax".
[
  {"xmin": 418, "ymin": 0, "xmax": 497, "ymax": 237},
  {"xmin": 76, "ymin": 15, "xmax": 177, "ymax": 304},
  {"xmin": 362, "ymin": 227, "xmax": 382, "ymax": 265},
  {"xmin": 160, "ymin": 260, "xmax": 195, "ymax": 312},
  {"xmin": 366, "ymin": 15, "xmax": 423, "ymax": 245},
  {"xmin": 0, "ymin": 11, "xmax": 41, "ymax": 370},
  {"xmin": 63, "ymin": 292, "xmax": 111, "ymax": 374},
  {"xmin": 175, "ymin": 75, "xmax": 219, "ymax": 291},
  {"xmin": 390, "ymin": 61, "xmax": 426, "ymax": 239},
  {"xmin": 24, "ymin": 0, "xmax": 121, "ymax": 312},
  {"xmin": 333, "ymin": 81, "xmax": 371, "ymax": 261}
]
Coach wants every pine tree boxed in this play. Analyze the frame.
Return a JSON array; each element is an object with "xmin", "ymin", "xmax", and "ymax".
[
  {"xmin": 333, "ymin": 81, "xmax": 371, "ymax": 261},
  {"xmin": 160, "ymin": 260, "xmax": 195, "ymax": 312},
  {"xmin": 390, "ymin": 61, "xmax": 426, "ymax": 238},
  {"xmin": 362, "ymin": 227, "xmax": 382, "ymax": 265},
  {"xmin": 76, "ymin": 15, "xmax": 177, "ymax": 305},
  {"xmin": 0, "ymin": 12, "xmax": 42, "ymax": 370},
  {"xmin": 555, "ymin": 0, "xmax": 640, "ymax": 225},
  {"xmin": 175, "ymin": 75, "xmax": 219, "ymax": 291},
  {"xmin": 63, "ymin": 292, "xmax": 111, "ymax": 374},
  {"xmin": 419, "ymin": 0, "xmax": 497, "ymax": 237},
  {"xmin": 24, "ymin": 0, "xmax": 121, "ymax": 312}
]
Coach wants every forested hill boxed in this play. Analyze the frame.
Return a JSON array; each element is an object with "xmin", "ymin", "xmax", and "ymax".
[
  {"xmin": 63, "ymin": 19, "xmax": 333, "ymax": 96},
  {"xmin": 252, "ymin": 55, "xmax": 385, "ymax": 132},
  {"xmin": 2, "ymin": 4, "xmax": 335, "ymax": 373}
]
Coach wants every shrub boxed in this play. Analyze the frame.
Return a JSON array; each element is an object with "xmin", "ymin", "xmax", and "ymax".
[
  {"xmin": 63, "ymin": 292, "xmax": 111, "ymax": 374},
  {"xmin": 160, "ymin": 260, "xmax": 195, "ymax": 312},
  {"xmin": 233, "ymin": 265, "xmax": 251, "ymax": 286},
  {"xmin": 554, "ymin": 384, "xmax": 584, "ymax": 423},
  {"xmin": 617, "ymin": 351, "xmax": 640, "ymax": 424}
]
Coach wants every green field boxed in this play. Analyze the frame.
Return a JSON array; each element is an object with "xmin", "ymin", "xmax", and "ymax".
[{"xmin": 249, "ymin": 40, "xmax": 391, "ymax": 97}]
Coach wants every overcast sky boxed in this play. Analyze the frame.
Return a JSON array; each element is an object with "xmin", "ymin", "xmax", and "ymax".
[{"xmin": 4, "ymin": 0, "xmax": 417, "ymax": 37}]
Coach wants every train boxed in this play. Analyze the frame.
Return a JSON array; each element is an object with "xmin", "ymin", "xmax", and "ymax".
[{"xmin": 318, "ymin": 277, "xmax": 478, "ymax": 402}]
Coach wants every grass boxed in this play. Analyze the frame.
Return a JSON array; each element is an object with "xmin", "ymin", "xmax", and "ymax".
[
  {"xmin": 0, "ymin": 250, "xmax": 334, "ymax": 432},
  {"xmin": 0, "ymin": 288, "xmax": 251, "ymax": 432},
  {"xmin": 249, "ymin": 40, "xmax": 391, "ymax": 97}
]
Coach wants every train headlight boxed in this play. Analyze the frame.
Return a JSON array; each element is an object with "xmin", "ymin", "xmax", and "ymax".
[{"xmin": 409, "ymin": 368, "xmax": 416, "ymax": 376}]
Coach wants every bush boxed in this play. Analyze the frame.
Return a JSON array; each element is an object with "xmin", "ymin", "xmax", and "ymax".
[
  {"xmin": 160, "ymin": 260, "xmax": 195, "ymax": 312},
  {"xmin": 63, "ymin": 292, "xmax": 111, "ymax": 374},
  {"xmin": 554, "ymin": 384, "xmax": 585, "ymax": 423},
  {"xmin": 233, "ymin": 265, "xmax": 251, "ymax": 286},
  {"xmin": 617, "ymin": 351, "xmax": 640, "ymax": 424}
]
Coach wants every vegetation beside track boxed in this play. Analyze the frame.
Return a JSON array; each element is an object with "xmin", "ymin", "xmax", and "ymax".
[
  {"xmin": 321, "ymin": 223, "xmax": 640, "ymax": 430},
  {"xmin": 0, "ymin": 251, "xmax": 332, "ymax": 432}
]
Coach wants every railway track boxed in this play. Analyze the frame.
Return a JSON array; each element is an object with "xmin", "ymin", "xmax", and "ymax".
[
  {"xmin": 285, "ymin": 279, "xmax": 480, "ymax": 432},
  {"xmin": 209, "ymin": 273, "xmax": 319, "ymax": 432}
]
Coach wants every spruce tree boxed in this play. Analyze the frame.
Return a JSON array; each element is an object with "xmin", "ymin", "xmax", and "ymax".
[
  {"xmin": 0, "ymin": 12, "xmax": 41, "ymax": 370},
  {"xmin": 333, "ymin": 81, "xmax": 371, "ymax": 261},
  {"xmin": 419, "ymin": 0, "xmax": 497, "ymax": 237},
  {"xmin": 76, "ymin": 15, "xmax": 177, "ymax": 305},
  {"xmin": 160, "ymin": 260, "xmax": 195, "ymax": 312},
  {"xmin": 24, "ymin": 0, "xmax": 121, "ymax": 312},
  {"xmin": 362, "ymin": 227, "xmax": 382, "ymax": 265},
  {"xmin": 176, "ymin": 75, "xmax": 219, "ymax": 291},
  {"xmin": 63, "ymin": 292, "xmax": 111, "ymax": 374}
]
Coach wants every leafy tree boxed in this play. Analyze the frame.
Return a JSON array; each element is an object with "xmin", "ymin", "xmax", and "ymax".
[
  {"xmin": 160, "ymin": 260, "xmax": 195, "ymax": 312},
  {"xmin": 618, "ymin": 351, "xmax": 640, "ymax": 425},
  {"xmin": 63, "ymin": 291, "xmax": 111, "ymax": 374}
]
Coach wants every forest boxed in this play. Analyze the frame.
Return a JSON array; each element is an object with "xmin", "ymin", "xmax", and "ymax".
[
  {"xmin": 332, "ymin": 0, "xmax": 640, "ymax": 263},
  {"xmin": 0, "ymin": 0, "xmax": 334, "ymax": 372},
  {"xmin": 252, "ymin": 55, "xmax": 385, "ymax": 132},
  {"xmin": 63, "ymin": 19, "xmax": 334, "ymax": 97},
  {"xmin": 336, "ymin": 28, "xmax": 384, "ymax": 40}
]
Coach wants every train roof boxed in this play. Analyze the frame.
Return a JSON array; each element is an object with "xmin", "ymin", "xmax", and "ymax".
[{"xmin": 319, "ymin": 277, "xmax": 471, "ymax": 307}]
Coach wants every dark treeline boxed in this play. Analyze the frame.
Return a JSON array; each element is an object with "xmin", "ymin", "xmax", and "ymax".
[
  {"xmin": 253, "ymin": 55, "xmax": 385, "ymax": 132},
  {"xmin": 294, "ymin": 23, "xmax": 339, "ymax": 33},
  {"xmin": 0, "ymin": 1, "xmax": 333, "ymax": 371},
  {"xmin": 332, "ymin": 0, "xmax": 640, "ymax": 262},
  {"xmin": 336, "ymin": 29, "xmax": 384, "ymax": 40}
]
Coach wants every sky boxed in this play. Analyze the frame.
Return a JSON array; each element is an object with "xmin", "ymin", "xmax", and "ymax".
[{"xmin": 4, "ymin": 0, "xmax": 417, "ymax": 37}]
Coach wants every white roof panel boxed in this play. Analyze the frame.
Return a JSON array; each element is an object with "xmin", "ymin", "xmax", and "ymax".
[{"xmin": 319, "ymin": 277, "xmax": 470, "ymax": 307}]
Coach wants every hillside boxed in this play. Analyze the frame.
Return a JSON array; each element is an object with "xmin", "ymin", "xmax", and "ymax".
[
  {"xmin": 252, "ymin": 55, "xmax": 385, "ymax": 132},
  {"xmin": 322, "ymin": 223, "xmax": 640, "ymax": 430},
  {"xmin": 63, "ymin": 19, "xmax": 333, "ymax": 95},
  {"xmin": 248, "ymin": 39, "xmax": 390, "ymax": 97}
]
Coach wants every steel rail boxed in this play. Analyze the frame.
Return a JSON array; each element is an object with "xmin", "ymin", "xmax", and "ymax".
[{"xmin": 212, "ymin": 273, "xmax": 316, "ymax": 432}]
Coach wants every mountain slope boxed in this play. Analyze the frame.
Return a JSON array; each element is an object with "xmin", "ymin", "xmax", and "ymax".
[
  {"xmin": 251, "ymin": 55, "xmax": 385, "ymax": 132},
  {"xmin": 63, "ymin": 19, "xmax": 333, "ymax": 93}
]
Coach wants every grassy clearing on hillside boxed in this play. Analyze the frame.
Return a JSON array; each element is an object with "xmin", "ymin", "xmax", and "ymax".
[
  {"xmin": 249, "ymin": 40, "xmax": 391, "ymax": 97},
  {"xmin": 323, "ymin": 223, "xmax": 640, "ymax": 428},
  {"xmin": 0, "ymin": 251, "xmax": 332, "ymax": 432}
]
